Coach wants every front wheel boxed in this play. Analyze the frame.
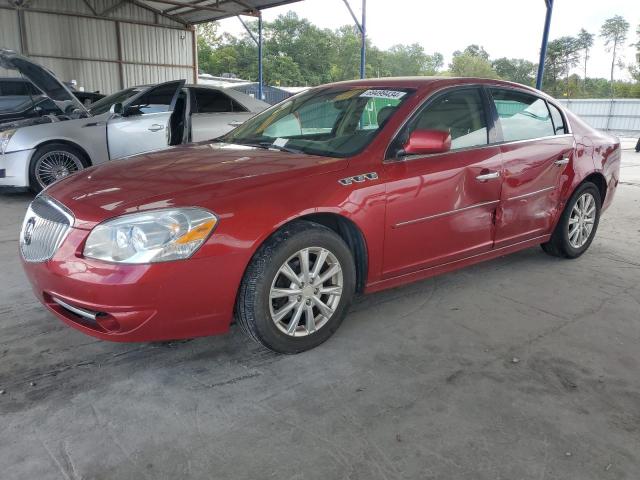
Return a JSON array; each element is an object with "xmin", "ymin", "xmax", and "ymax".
[
  {"xmin": 541, "ymin": 182, "xmax": 601, "ymax": 259},
  {"xmin": 236, "ymin": 220, "xmax": 356, "ymax": 354},
  {"xmin": 29, "ymin": 143, "xmax": 88, "ymax": 193}
]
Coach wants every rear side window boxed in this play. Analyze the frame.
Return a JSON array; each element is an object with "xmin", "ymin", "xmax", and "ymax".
[
  {"xmin": 490, "ymin": 89, "xmax": 554, "ymax": 142},
  {"xmin": 402, "ymin": 88, "xmax": 488, "ymax": 151},
  {"xmin": 547, "ymin": 102, "xmax": 567, "ymax": 134},
  {"xmin": 193, "ymin": 88, "xmax": 247, "ymax": 113}
]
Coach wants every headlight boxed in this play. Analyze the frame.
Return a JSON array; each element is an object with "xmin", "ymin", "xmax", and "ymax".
[
  {"xmin": 0, "ymin": 129, "xmax": 16, "ymax": 154},
  {"xmin": 84, "ymin": 208, "xmax": 217, "ymax": 263}
]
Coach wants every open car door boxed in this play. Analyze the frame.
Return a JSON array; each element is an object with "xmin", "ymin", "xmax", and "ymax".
[{"xmin": 107, "ymin": 80, "xmax": 184, "ymax": 160}]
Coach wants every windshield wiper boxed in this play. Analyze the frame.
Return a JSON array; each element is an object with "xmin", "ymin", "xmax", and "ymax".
[
  {"xmin": 258, "ymin": 141, "xmax": 305, "ymax": 154},
  {"xmin": 229, "ymin": 140, "xmax": 305, "ymax": 154}
]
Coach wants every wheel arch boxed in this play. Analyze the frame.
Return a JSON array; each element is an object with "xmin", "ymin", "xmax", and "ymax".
[
  {"xmin": 582, "ymin": 171, "xmax": 607, "ymax": 203},
  {"xmin": 244, "ymin": 211, "xmax": 370, "ymax": 295},
  {"xmin": 33, "ymin": 139, "xmax": 93, "ymax": 166},
  {"xmin": 294, "ymin": 212, "xmax": 369, "ymax": 294}
]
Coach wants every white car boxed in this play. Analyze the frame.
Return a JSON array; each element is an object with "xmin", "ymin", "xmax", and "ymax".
[{"xmin": 0, "ymin": 49, "xmax": 269, "ymax": 192}]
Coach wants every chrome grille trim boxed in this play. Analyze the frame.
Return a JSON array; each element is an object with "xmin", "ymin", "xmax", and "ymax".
[{"xmin": 20, "ymin": 195, "xmax": 74, "ymax": 263}]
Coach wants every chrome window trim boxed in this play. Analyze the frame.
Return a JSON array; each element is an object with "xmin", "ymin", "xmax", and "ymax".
[
  {"xmin": 393, "ymin": 199, "xmax": 500, "ymax": 228},
  {"xmin": 386, "ymin": 134, "xmax": 574, "ymax": 163},
  {"xmin": 384, "ymin": 82, "xmax": 574, "ymax": 164}
]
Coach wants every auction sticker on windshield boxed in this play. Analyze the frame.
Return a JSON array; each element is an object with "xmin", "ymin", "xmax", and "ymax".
[{"xmin": 360, "ymin": 89, "xmax": 407, "ymax": 100}]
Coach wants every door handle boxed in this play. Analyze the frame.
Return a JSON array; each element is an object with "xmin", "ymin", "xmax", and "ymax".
[
  {"xmin": 228, "ymin": 121, "xmax": 243, "ymax": 127},
  {"xmin": 554, "ymin": 155, "xmax": 570, "ymax": 166},
  {"xmin": 148, "ymin": 124, "xmax": 164, "ymax": 132},
  {"xmin": 476, "ymin": 171, "xmax": 500, "ymax": 182}
]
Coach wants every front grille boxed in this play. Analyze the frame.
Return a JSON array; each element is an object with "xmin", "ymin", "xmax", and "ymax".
[{"xmin": 20, "ymin": 195, "xmax": 74, "ymax": 263}]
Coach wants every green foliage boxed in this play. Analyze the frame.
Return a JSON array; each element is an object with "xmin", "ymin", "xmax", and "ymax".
[
  {"xmin": 600, "ymin": 15, "xmax": 631, "ymax": 92},
  {"xmin": 492, "ymin": 58, "xmax": 536, "ymax": 86},
  {"xmin": 195, "ymin": 12, "xmax": 639, "ymax": 99},
  {"xmin": 197, "ymin": 14, "xmax": 443, "ymax": 86}
]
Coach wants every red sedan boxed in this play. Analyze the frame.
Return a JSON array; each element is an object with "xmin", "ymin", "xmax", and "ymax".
[{"xmin": 19, "ymin": 78, "xmax": 620, "ymax": 353}]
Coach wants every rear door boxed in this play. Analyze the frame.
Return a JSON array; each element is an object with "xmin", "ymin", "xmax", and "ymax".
[
  {"xmin": 190, "ymin": 87, "xmax": 252, "ymax": 141},
  {"xmin": 489, "ymin": 88, "xmax": 575, "ymax": 247},
  {"xmin": 382, "ymin": 87, "xmax": 503, "ymax": 278},
  {"xmin": 107, "ymin": 80, "xmax": 183, "ymax": 159}
]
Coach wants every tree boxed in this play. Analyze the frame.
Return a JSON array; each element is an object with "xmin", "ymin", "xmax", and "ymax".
[
  {"xmin": 492, "ymin": 58, "xmax": 536, "ymax": 85},
  {"xmin": 449, "ymin": 45, "xmax": 497, "ymax": 78},
  {"xmin": 544, "ymin": 37, "xmax": 580, "ymax": 96},
  {"xmin": 452, "ymin": 44, "xmax": 490, "ymax": 61},
  {"xmin": 576, "ymin": 28, "xmax": 594, "ymax": 83},
  {"xmin": 600, "ymin": 15, "xmax": 630, "ymax": 97},
  {"xmin": 630, "ymin": 23, "xmax": 640, "ymax": 82}
]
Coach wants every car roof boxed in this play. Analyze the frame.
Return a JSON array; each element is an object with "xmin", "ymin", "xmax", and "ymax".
[{"xmin": 320, "ymin": 76, "xmax": 546, "ymax": 97}]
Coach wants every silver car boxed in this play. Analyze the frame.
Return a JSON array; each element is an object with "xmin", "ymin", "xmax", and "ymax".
[{"xmin": 0, "ymin": 49, "xmax": 268, "ymax": 192}]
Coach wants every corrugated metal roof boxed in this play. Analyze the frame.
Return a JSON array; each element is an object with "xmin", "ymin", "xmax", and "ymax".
[{"xmin": 136, "ymin": 0, "xmax": 304, "ymax": 24}]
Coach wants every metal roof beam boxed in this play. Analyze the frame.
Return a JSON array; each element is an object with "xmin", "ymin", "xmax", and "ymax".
[
  {"xmin": 99, "ymin": 0, "xmax": 127, "ymax": 17},
  {"xmin": 341, "ymin": 0, "xmax": 362, "ymax": 33},
  {"xmin": 152, "ymin": 0, "xmax": 224, "ymax": 13},
  {"xmin": 128, "ymin": 0, "xmax": 189, "ymax": 25}
]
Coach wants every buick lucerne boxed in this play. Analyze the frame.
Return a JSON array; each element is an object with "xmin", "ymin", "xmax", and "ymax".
[{"xmin": 19, "ymin": 78, "xmax": 621, "ymax": 353}]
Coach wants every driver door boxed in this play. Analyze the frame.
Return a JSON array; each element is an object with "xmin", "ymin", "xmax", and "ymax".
[
  {"xmin": 107, "ymin": 80, "xmax": 184, "ymax": 159},
  {"xmin": 382, "ymin": 87, "xmax": 503, "ymax": 278}
]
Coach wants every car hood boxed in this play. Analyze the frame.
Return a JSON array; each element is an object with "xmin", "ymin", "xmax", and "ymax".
[
  {"xmin": 0, "ymin": 49, "xmax": 87, "ymax": 115},
  {"xmin": 46, "ymin": 142, "xmax": 347, "ymax": 229}
]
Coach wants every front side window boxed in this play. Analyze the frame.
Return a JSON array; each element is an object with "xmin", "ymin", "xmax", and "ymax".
[
  {"xmin": 126, "ymin": 83, "xmax": 178, "ymax": 115},
  {"xmin": 89, "ymin": 87, "xmax": 142, "ymax": 115},
  {"xmin": 491, "ymin": 89, "xmax": 554, "ymax": 142},
  {"xmin": 222, "ymin": 86, "xmax": 413, "ymax": 158},
  {"xmin": 391, "ymin": 88, "xmax": 488, "ymax": 155},
  {"xmin": 547, "ymin": 102, "xmax": 567, "ymax": 134}
]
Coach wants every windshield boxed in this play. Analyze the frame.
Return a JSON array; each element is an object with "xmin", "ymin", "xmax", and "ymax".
[
  {"xmin": 89, "ymin": 87, "xmax": 143, "ymax": 115},
  {"xmin": 221, "ymin": 86, "xmax": 414, "ymax": 157}
]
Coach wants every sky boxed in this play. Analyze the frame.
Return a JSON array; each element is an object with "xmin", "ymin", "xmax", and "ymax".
[{"xmin": 215, "ymin": 0, "xmax": 640, "ymax": 81}]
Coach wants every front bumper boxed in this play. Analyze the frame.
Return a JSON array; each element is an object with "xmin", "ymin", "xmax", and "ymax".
[
  {"xmin": 21, "ymin": 227, "xmax": 244, "ymax": 342},
  {"xmin": 0, "ymin": 149, "xmax": 34, "ymax": 188}
]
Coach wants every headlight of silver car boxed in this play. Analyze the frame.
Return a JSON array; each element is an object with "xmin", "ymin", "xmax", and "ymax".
[
  {"xmin": 0, "ymin": 129, "xmax": 16, "ymax": 154},
  {"xmin": 84, "ymin": 208, "xmax": 217, "ymax": 263}
]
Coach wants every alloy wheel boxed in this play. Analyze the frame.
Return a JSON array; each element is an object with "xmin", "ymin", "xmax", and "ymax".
[
  {"xmin": 269, "ymin": 247, "xmax": 343, "ymax": 337},
  {"xmin": 35, "ymin": 151, "xmax": 83, "ymax": 188},
  {"xmin": 568, "ymin": 192, "xmax": 596, "ymax": 249}
]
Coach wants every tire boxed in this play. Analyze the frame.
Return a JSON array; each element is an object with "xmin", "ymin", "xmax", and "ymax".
[
  {"xmin": 236, "ymin": 220, "xmax": 356, "ymax": 354},
  {"xmin": 29, "ymin": 143, "xmax": 89, "ymax": 194},
  {"xmin": 541, "ymin": 181, "xmax": 601, "ymax": 259}
]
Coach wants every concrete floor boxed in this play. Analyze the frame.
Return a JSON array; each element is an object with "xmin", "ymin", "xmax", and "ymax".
[{"xmin": 1, "ymin": 150, "xmax": 639, "ymax": 480}]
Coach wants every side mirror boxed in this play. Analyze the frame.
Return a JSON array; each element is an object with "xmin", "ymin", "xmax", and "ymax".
[
  {"xmin": 109, "ymin": 102, "xmax": 124, "ymax": 115},
  {"xmin": 401, "ymin": 129, "xmax": 451, "ymax": 156}
]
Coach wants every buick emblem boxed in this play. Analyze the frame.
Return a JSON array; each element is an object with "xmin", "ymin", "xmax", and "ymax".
[{"xmin": 23, "ymin": 217, "xmax": 36, "ymax": 246}]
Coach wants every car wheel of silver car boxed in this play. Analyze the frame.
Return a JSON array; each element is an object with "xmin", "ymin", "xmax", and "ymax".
[
  {"xmin": 237, "ymin": 220, "xmax": 356, "ymax": 354},
  {"xmin": 29, "ymin": 143, "xmax": 89, "ymax": 193},
  {"xmin": 541, "ymin": 181, "xmax": 601, "ymax": 259}
]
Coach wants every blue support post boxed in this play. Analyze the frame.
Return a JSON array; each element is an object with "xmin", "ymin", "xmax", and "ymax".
[
  {"xmin": 258, "ymin": 12, "xmax": 264, "ymax": 100},
  {"xmin": 360, "ymin": 0, "xmax": 366, "ymax": 79},
  {"xmin": 536, "ymin": 0, "xmax": 553, "ymax": 90}
]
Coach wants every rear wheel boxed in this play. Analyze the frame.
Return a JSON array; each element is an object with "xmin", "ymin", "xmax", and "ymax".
[
  {"xmin": 29, "ymin": 143, "xmax": 89, "ymax": 193},
  {"xmin": 541, "ymin": 182, "xmax": 601, "ymax": 259},
  {"xmin": 236, "ymin": 220, "xmax": 356, "ymax": 354}
]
